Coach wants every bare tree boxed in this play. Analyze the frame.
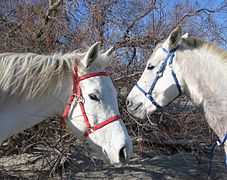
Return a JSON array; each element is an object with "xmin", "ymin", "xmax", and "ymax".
[{"xmin": 1, "ymin": 0, "xmax": 227, "ymax": 178}]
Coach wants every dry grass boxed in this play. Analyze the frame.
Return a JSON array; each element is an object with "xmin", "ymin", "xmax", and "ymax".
[{"xmin": 0, "ymin": 75, "xmax": 218, "ymax": 179}]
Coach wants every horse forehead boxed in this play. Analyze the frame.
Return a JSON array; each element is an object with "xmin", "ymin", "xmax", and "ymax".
[
  {"xmin": 147, "ymin": 50, "xmax": 162, "ymax": 64},
  {"xmin": 82, "ymin": 77, "xmax": 116, "ymax": 93},
  {"xmin": 93, "ymin": 54, "xmax": 109, "ymax": 67},
  {"xmin": 148, "ymin": 46, "xmax": 166, "ymax": 65}
]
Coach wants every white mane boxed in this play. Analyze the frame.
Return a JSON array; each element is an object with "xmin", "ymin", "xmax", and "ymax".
[{"xmin": 0, "ymin": 52, "xmax": 80, "ymax": 99}]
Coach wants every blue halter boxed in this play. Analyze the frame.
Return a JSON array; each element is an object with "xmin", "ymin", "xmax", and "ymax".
[
  {"xmin": 208, "ymin": 133, "xmax": 227, "ymax": 176},
  {"xmin": 135, "ymin": 46, "xmax": 227, "ymax": 173},
  {"xmin": 135, "ymin": 47, "xmax": 182, "ymax": 109}
]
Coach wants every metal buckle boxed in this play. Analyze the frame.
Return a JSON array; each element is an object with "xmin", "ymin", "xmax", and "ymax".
[
  {"xmin": 157, "ymin": 71, "xmax": 163, "ymax": 77},
  {"xmin": 168, "ymin": 61, "xmax": 172, "ymax": 68},
  {"xmin": 145, "ymin": 93, "xmax": 151, "ymax": 99},
  {"xmin": 89, "ymin": 128, "xmax": 94, "ymax": 133},
  {"xmin": 74, "ymin": 95, "xmax": 85, "ymax": 103}
]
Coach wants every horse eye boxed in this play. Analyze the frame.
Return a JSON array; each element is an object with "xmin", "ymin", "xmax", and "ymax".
[
  {"xmin": 89, "ymin": 93, "xmax": 100, "ymax": 101},
  {"xmin": 147, "ymin": 65, "xmax": 155, "ymax": 70}
]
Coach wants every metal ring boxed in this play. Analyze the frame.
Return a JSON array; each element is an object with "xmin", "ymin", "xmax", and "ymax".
[
  {"xmin": 156, "ymin": 71, "xmax": 163, "ymax": 77},
  {"xmin": 145, "ymin": 93, "xmax": 151, "ymax": 98},
  {"xmin": 169, "ymin": 64, "xmax": 173, "ymax": 69},
  {"xmin": 75, "ymin": 95, "xmax": 85, "ymax": 103}
]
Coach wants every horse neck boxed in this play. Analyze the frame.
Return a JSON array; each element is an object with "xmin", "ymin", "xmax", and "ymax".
[
  {"xmin": 176, "ymin": 48, "xmax": 227, "ymax": 138},
  {"xmin": 0, "ymin": 72, "xmax": 73, "ymax": 143},
  {"xmin": 24, "ymin": 71, "xmax": 73, "ymax": 115}
]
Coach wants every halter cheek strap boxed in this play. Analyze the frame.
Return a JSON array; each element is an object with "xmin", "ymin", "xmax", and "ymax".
[
  {"xmin": 61, "ymin": 67, "xmax": 121, "ymax": 137},
  {"xmin": 208, "ymin": 133, "xmax": 227, "ymax": 175},
  {"xmin": 136, "ymin": 47, "xmax": 182, "ymax": 109},
  {"xmin": 135, "ymin": 83, "xmax": 162, "ymax": 109}
]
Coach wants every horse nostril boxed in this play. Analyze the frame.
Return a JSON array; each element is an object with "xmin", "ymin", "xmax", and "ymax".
[
  {"xmin": 119, "ymin": 146, "xmax": 127, "ymax": 163},
  {"xmin": 126, "ymin": 99, "xmax": 132, "ymax": 107}
]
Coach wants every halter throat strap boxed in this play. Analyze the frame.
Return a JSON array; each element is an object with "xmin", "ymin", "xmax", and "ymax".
[
  {"xmin": 136, "ymin": 47, "xmax": 182, "ymax": 109},
  {"xmin": 62, "ymin": 67, "xmax": 121, "ymax": 137}
]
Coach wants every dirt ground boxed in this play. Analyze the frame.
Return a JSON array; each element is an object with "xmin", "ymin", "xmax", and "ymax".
[
  {"xmin": 67, "ymin": 152, "xmax": 227, "ymax": 180},
  {"xmin": 0, "ymin": 149, "xmax": 226, "ymax": 180}
]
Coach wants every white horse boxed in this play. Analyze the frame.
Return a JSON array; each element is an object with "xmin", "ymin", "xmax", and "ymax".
[
  {"xmin": 127, "ymin": 27, "xmax": 227, "ymax": 164},
  {"xmin": 0, "ymin": 42, "xmax": 132, "ymax": 165}
]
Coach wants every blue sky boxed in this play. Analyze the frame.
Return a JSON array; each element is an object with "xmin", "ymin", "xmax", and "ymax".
[
  {"xmin": 167, "ymin": 0, "xmax": 224, "ymax": 8},
  {"xmin": 60, "ymin": 0, "xmax": 227, "ymax": 48}
]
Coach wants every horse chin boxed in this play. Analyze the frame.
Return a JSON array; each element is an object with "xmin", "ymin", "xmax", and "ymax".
[
  {"xmin": 146, "ymin": 105, "xmax": 157, "ymax": 116},
  {"xmin": 129, "ymin": 105, "xmax": 157, "ymax": 120},
  {"xmin": 87, "ymin": 148, "xmax": 111, "ymax": 164},
  {"xmin": 112, "ymin": 162, "xmax": 124, "ymax": 167},
  {"xmin": 102, "ymin": 149, "xmax": 112, "ymax": 164},
  {"xmin": 129, "ymin": 109, "xmax": 147, "ymax": 120},
  {"xmin": 102, "ymin": 149, "xmax": 125, "ymax": 166}
]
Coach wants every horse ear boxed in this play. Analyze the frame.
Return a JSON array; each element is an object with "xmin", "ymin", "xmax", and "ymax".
[
  {"xmin": 100, "ymin": 47, "xmax": 115, "ymax": 67},
  {"xmin": 81, "ymin": 42, "xmax": 101, "ymax": 68},
  {"xmin": 103, "ymin": 47, "xmax": 114, "ymax": 57},
  {"xmin": 168, "ymin": 26, "xmax": 182, "ymax": 49},
  {"xmin": 182, "ymin": 33, "xmax": 189, "ymax": 39}
]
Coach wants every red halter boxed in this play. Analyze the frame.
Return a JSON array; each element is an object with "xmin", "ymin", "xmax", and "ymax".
[{"xmin": 61, "ymin": 66, "xmax": 121, "ymax": 137}]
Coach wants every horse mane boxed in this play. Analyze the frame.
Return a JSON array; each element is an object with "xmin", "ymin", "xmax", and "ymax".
[
  {"xmin": 0, "ymin": 52, "xmax": 81, "ymax": 99},
  {"xmin": 181, "ymin": 37, "xmax": 227, "ymax": 65},
  {"xmin": 179, "ymin": 37, "xmax": 227, "ymax": 138}
]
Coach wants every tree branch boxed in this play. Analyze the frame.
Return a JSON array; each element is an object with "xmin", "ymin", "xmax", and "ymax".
[
  {"xmin": 45, "ymin": 0, "xmax": 62, "ymax": 24},
  {"xmin": 176, "ymin": 8, "xmax": 215, "ymax": 26},
  {"xmin": 124, "ymin": 2, "xmax": 156, "ymax": 38},
  {"xmin": 113, "ymin": 35, "xmax": 159, "ymax": 50}
]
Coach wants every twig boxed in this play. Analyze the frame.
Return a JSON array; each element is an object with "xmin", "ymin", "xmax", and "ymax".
[{"xmin": 114, "ymin": 71, "xmax": 142, "ymax": 82}]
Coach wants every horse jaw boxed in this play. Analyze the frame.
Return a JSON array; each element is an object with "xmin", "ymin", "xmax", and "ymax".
[{"xmin": 67, "ymin": 48, "xmax": 133, "ymax": 164}]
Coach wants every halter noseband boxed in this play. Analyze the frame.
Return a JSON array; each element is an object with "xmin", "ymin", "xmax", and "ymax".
[
  {"xmin": 61, "ymin": 67, "xmax": 121, "ymax": 137},
  {"xmin": 135, "ymin": 47, "xmax": 182, "ymax": 109}
]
